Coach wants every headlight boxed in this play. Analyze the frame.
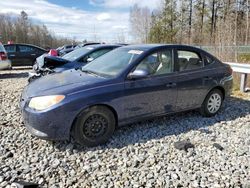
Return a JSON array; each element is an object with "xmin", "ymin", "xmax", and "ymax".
[
  {"xmin": 28, "ymin": 95, "xmax": 65, "ymax": 111},
  {"xmin": 33, "ymin": 63, "xmax": 38, "ymax": 71}
]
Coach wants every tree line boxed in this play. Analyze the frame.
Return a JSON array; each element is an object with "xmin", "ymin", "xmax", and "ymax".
[
  {"xmin": 130, "ymin": 0, "xmax": 250, "ymax": 46},
  {"xmin": 0, "ymin": 11, "xmax": 75, "ymax": 49}
]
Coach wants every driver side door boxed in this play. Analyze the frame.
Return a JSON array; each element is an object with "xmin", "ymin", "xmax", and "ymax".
[{"xmin": 121, "ymin": 48, "xmax": 178, "ymax": 122}]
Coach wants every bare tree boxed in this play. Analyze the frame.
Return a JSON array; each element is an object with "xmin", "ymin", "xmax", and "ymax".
[
  {"xmin": 116, "ymin": 29, "xmax": 126, "ymax": 43},
  {"xmin": 246, "ymin": 0, "xmax": 249, "ymax": 45},
  {"xmin": 0, "ymin": 12, "xmax": 76, "ymax": 48},
  {"xmin": 234, "ymin": 0, "xmax": 239, "ymax": 61},
  {"xmin": 130, "ymin": 4, "xmax": 151, "ymax": 43},
  {"xmin": 188, "ymin": 0, "xmax": 193, "ymax": 44}
]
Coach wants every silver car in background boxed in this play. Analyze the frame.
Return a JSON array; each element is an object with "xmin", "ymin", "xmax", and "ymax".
[{"xmin": 0, "ymin": 43, "xmax": 11, "ymax": 70}]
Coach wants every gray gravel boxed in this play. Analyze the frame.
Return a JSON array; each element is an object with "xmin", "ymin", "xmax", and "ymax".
[{"xmin": 0, "ymin": 68, "xmax": 250, "ymax": 188}]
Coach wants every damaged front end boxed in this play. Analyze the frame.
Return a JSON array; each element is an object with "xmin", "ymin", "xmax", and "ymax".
[
  {"xmin": 29, "ymin": 55, "xmax": 70, "ymax": 82},
  {"xmin": 28, "ymin": 68, "xmax": 55, "ymax": 82}
]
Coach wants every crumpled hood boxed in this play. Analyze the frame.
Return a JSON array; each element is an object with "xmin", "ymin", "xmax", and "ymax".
[
  {"xmin": 25, "ymin": 69, "xmax": 107, "ymax": 97},
  {"xmin": 35, "ymin": 55, "xmax": 70, "ymax": 70}
]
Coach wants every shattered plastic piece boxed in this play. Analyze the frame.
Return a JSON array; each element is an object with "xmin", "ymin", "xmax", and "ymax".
[
  {"xmin": 174, "ymin": 140, "xmax": 195, "ymax": 151},
  {"xmin": 11, "ymin": 181, "xmax": 39, "ymax": 188},
  {"xmin": 213, "ymin": 143, "xmax": 224, "ymax": 151}
]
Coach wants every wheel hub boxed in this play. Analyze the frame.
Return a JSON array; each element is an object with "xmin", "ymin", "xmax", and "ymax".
[
  {"xmin": 83, "ymin": 114, "xmax": 108, "ymax": 139},
  {"xmin": 207, "ymin": 93, "xmax": 222, "ymax": 113}
]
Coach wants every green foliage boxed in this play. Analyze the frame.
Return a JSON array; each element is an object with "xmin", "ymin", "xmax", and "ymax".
[
  {"xmin": 239, "ymin": 53, "xmax": 250, "ymax": 63},
  {"xmin": 149, "ymin": 0, "xmax": 178, "ymax": 43},
  {"xmin": 147, "ymin": 0, "xmax": 249, "ymax": 52}
]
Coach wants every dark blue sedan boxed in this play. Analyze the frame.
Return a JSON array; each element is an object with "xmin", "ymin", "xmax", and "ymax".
[{"xmin": 20, "ymin": 44, "xmax": 233, "ymax": 146}]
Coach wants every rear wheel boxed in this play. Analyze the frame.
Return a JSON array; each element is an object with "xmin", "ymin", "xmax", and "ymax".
[
  {"xmin": 200, "ymin": 89, "xmax": 223, "ymax": 117},
  {"xmin": 72, "ymin": 106, "xmax": 116, "ymax": 147}
]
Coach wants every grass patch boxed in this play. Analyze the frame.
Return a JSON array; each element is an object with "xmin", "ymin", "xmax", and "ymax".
[
  {"xmin": 239, "ymin": 53, "xmax": 250, "ymax": 63},
  {"xmin": 232, "ymin": 73, "xmax": 240, "ymax": 91}
]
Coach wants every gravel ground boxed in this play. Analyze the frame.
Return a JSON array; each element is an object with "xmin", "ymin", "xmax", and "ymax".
[{"xmin": 0, "ymin": 68, "xmax": 250, "ymax": 188}]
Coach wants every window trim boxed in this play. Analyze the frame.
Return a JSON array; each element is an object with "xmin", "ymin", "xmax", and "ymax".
[
  {"xmin": 175, "ymin": 48, "xmax": 205, "ymax": 72},
  {"xmin": 18, "ymin": 45, "xmax": 35, "ymax": 53},
  {"xmin": 203, "ymin": 53, "xmax": 216, "ymax": 66},
  {"xmin": 4, "ymin": 45, "xmax": 16, "ymax": 53},
  {"xmin": 129, "ymin": 48, "xmax": 175, "ymax": 79}
]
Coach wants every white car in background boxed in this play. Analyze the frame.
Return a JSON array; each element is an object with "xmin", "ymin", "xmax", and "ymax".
[{"xmin": 0, "ymin": 43, "xmax": 11, "ymax": 70}]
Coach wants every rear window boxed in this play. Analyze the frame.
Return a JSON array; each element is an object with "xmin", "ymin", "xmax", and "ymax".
[
  {"xmin": 62, "ymin": 47, "xmax": 92, "ymax": 61},
  {"xmin": 0, "ymin": 44, "xmax": 6, "ymax": 52},
  {"xmin": 5, "ymin": 45, "xmax": 16, "ymax": 53},
  {"xmin": 65, "ymin": 45, "xmax": 72, "ymax": 49},
  {"xmin": 19, "ymin": 45, "xmax": 35, "ymax": 52},
  {"xmin": 205, "ymin": 55, "xmax": 215, "ymax": 65},
  {"xmin": 177, "ymin": 50, "xmax": 203, "ymax": 71}
]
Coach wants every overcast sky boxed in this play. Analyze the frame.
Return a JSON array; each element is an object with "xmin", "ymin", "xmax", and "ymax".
[{"xmin": 0, "ymin": 0, "xmax": 161, "ymax": 42}]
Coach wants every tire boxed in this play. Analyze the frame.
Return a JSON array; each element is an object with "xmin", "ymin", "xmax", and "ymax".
[
  {"xmin": 28, "ymin": 76, "xmax": 38, "ymax": 82},
  {"xmin": 32, "ymin": 61, "xmax": 36, "ymax": 67},
  {"xmin": 200, "ymin": 89, "xmax": 223, "ymax": 117},
  {"xmin": 72, "ymin": 106, "xmax": 116, "ymax": 147}
]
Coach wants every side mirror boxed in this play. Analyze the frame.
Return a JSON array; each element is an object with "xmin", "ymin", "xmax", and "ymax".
[
  {"xmin": 87, "ymin": 57, "xmax": 94, "ymax": 62},
  {"xmin": 127, "ymin": 69, "xmax": 149, "ymax": 80}
]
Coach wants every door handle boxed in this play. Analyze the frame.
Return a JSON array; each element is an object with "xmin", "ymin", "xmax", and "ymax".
[
  {"xmin": 9, "ymin": 54, "xmax": 15, "ymax": 57},
  {"xmin": 31, "ymin": 54, "xmax": 36, "ymax": 56},
  {"xmin": 166, "ymin": 83, "xmax": 176, "ymax": 88},
  {"xmin": 203, "ymin": 76, "xmax": 213, "ymax": 81}
]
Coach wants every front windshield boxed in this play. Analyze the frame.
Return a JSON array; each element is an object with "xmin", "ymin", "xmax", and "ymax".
[
  {"xmin": 62, "ymin": 46, "xmax": 94, "ymax": 61},
  {"xmin": 0, "ymin": 44, "xmax": 6, "ymax": 52},
  {"xmin": 82, "ymin": 48, "xmax": 143, "ymax": 77}
]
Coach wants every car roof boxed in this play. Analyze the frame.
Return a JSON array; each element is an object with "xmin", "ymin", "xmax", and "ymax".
[
  {"xmin": 4, "ymin": 43, "xmax": 46, "ymax": 51},
  {"xmin": 120, "ymin": 44, "xmax": 203, "ymax": 51},
  {"xmin": 64, "ymin": 44, "xmax": 74, "ymax": 47},
  {"xmin": 82, "ymin": 42, "xmax": 100, "ymax": 45},
  {"xmin": 84, "ymin": 44, "xmax": 122, "ymax": 49}
]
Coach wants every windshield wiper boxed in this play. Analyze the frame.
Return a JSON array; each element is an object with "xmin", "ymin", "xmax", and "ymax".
[{"xmin": 81, "ymin": 69, "xmax": 102, "ymax": 77}]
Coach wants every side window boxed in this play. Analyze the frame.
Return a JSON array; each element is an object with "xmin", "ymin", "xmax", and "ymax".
[
  {"xmin": 0, "ymin": 44, "xmax": 5, "ymax": 52},
  {"xmin": 19, "ymin": 45, "xmax": 35, "ymax": 53},
  {"xmin": 205, "ymin": 55, "xmax": 215, "ymax": 65},
  {"xmin": 177, "ymin": 50, "xmax": 203, "ymax": 71},
  {"xmin": 5, "ymin": 45, "xmax": 16, "ymax": 53},
  {"xmin": 89, "ymin": 49, "xmax": 112, "ymax": 59},
  {"xmin": 134, "ymin": 49, "xmax": 173, "ymax": 76},
  {"xmin": 81, "ymin": 49, "xmax": 112, "ymax": 63}
]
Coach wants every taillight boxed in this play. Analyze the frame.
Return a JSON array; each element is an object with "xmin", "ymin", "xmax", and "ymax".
[
  {"xmin": 227, "ymin": 65, "xmax": 233, "ymax": 75},
  {"xmin": 0, "ymin": 52, "xmax": 7, "ymax": 61}
]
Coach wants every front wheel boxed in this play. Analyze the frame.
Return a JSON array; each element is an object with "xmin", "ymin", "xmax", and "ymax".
[
  {"xmin": 200, "ymin": 89, "xmax": 223, "ymax": 117},
  {"xmin": 71, "ymin": 106, "xmax": 116, "ymax": 147}
]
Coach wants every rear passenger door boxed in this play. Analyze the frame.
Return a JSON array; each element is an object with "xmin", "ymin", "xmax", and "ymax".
[
  {"xmin": 17, "ymin": 45, "xmax": 36, "ymax": 66},
  {"xmin": 175, "ymin": 47, "xmax": 215, "ymax": 110},
  {"xmin": 35, "ymin": 47, "xmax": 46, "ymax": 57},
  {"xmin": 4, "ymin": 45, "xmax": 19, "ymax": 66}
]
